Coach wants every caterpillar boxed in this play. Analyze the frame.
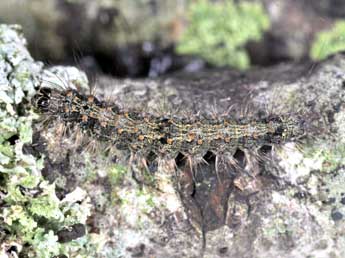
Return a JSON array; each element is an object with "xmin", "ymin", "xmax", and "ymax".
[
  {"xmin": 30, "ymin": 74, "xmax": 307, "ymax": 253},
  {"xmin": 31, "ymin": 85, "xmax": 305, "ymax": 168}
]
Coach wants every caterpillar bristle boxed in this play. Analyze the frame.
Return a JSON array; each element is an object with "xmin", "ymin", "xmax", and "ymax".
[{"xmin": 31, "ymin": 69, "xmax": 309, "ymax": 192}]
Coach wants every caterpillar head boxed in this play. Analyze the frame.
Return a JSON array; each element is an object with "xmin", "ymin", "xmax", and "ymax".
[
  {"xmin": 32, "ymin": 87, "xmax": 67, "ymax": 116},
  {"xmin": 31, "ymin": 87, "xmax": 53, "ymax": 113}
]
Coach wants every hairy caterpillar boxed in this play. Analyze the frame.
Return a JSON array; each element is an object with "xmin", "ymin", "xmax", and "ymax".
[
  {"xmin": 31, "ymin": 85, "xmax": 305, "ymax": 168},
  {"xmin": 30, "ymin": 72, "xmax": 308, "ymax": 254}
]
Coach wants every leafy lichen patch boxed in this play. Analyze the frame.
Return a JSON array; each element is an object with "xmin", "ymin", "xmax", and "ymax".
[
  {"xmin": 176, "ymin": 0, "xmax": 269, "ymax": 69},
  {"xmin": 0, "ymin": 24, "xmax": 92, "ymax": 258},
  {"xmin": 311, "ymin": 21, "xmax": 345, "ymax": 61}
]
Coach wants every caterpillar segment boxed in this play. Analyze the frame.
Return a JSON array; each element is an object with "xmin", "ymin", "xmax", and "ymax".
[{"xmin": 32, "ymin": 87, "xmax": 305, "ymax": 164}]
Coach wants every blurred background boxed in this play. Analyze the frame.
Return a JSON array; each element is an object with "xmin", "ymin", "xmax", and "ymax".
[{"xmin": 1, "ymin": 0, "xmax": 344, "ymax": 79}]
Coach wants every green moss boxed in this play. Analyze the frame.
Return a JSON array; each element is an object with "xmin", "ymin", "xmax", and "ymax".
[
  {"xmin": 310, "ymin": 21, "xmax": 345, "ymax": 61},
  {"xmin": 106, "ymin": 165, "xmax": 127, "ymax": 206},
  {"xmin": 176, "ymin": 0, "xmax": 269, "ymax": 69},
  {"xmin": 108, "ymin": 164, "xmax": 127, "ymax": 186},
  {"xmin": 319, "ymin": 144, "xmax": 345, "ymax": 172},
  {"xmin": 296, "ymin": 141, "xmax": 345, "ymax": 173},
  {"xmin": 263, "ymin": 216, "xmax": 287, "ymax": 238},
  {"xmin": 0, "ymin": 142, "xmax": 13, "ymax": 164},
  {"xmin": 3, "ymin": 205, "xmax": 38, "ymax": 235},
  {"xmin": 145, "ymin": 195, "xmax": 155, "ymax": 208}
]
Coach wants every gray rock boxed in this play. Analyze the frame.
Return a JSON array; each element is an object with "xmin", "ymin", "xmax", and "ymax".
[
  {"xmin": 2, "ymin": 23, "xmax": 345, "ymax": 258},
  {"xmin": 85, "ymin": 55, "xmax": 345, "ymax": 258},
  {"xmin": 38, "ymin": 55, "xmax": 345, "ymax": 257}
]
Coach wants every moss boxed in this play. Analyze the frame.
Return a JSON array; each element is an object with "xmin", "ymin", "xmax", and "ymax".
[
  {"xmin": 108, "ymin": 164, "xmax": 127, "ymax": 186},
  {"xmin": 298, "ymin": 138, "xmax": 345, "ymax": 173},
  {"xmin": 310, "ymin": 21, "xmax": 345, "ymax": 61},
  {"xmin": 319, "ymin": 144, "xmax": 345, "ymax": 172},
  {"xmin": 176, "ymin": 0, "xmax": 269, "ymax": 69},
  {"xmin": 263, "ymin": 217, "xmax": 288, "ymax": 238},
  {"xmin": 136, "ymin": 188, "xmax": 156, "ymax": 210},
  {"xmin": 105, "ymin": 165, "xmax": 127, "ymax": 206}
]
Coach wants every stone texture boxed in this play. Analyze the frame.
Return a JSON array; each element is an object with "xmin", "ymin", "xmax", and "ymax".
[
  {"xmin": 2, "ymin": 23, "xmax": 345, "ymax": 258},
  {"xmin": 36, "ymin": 54, "xmax": 345, "ymax": 257}
]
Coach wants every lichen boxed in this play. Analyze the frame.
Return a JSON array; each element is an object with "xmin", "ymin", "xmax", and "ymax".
[
  {"xmin": 0, "ymin": 24, "xmax": 92, "ymax": 258},
  {"xmin": 310, "ymin": 20, "xmax": 345, "ymax": 61},
  {"xmin": 176, "ymin": 0, "xmax": 270, "ymax": 69}
]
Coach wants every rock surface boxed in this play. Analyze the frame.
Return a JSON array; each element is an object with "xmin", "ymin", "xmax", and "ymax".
[
  {"xmin": 2, "ymin": 23, "xmax": 345, "ymax": 258},
  {"xmin": 81, "ymin": 54, "xmax": 345, "ymax": 258}
]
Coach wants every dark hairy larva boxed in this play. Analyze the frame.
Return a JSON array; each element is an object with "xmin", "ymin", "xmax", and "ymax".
[{"xmin": 32, "ymin": 87, "xmax": 305, "ymax": 162}]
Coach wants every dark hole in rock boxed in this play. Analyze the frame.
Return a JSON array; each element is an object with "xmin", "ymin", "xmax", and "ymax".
[
  {"xmin": 111, "ymin": 155, "xmax": 118, "ymax": 163},
  {"xmin": 17, "ymin": 103, "xmax": 28, "ymax": 116},
  {"xmin": 22, "ymin": 132, "xmax": 46, "ymax": 158},
  {"xmin": 146, "ymin": 151, "xmax": 158, "ymax": 173},
  {"xmin": 342, "ymin": 80, "xmax": 345, "ymax": 89},
  {"xmin": 57, "ymin": 223, "xmax": 86, "ymax": 243},
  {"xmin": 126, "ymin": 243, "xmax": 146, "ymax": 257},
  {"xmin": 340, "ymin": 197, "xmax": 345, "ymax": 205},
  {"xmin": 218, "ymin": 246, "xmax": 228, "ymax": 254},
  {"xmin": 294, "ymin": 191, "xmax": 308, "ymax": 199},
  {"xmin": 203, "ymin": 151, "xmax": 216, "ymax": 164},
  {"xmin": 53, "ymin": 255, "xmax": 68, "ymax": 258},
  {"xmin": 175, "ymin": 152, "xmax": 186, "ymax": 168},
  {"xmin": 326, "ymin": 110, "xmax": 335, "ymax": 124},
  {"xmin": 331, "ymin": 210, "xmax": 343, "ymax": 221},
  {"xmin": 7, "ymin": 135, "xmax": 19, "ymax": 145},
  {"xmin": 233, "ymin": 149, "xmax": 245, "ymax": 166},
  {"xmin": 259, "ymin": 145, "xmax": 272, "ymax": 155},
  {"xmin": 7, "ymin": 245, "xmax": 18, "ymax": 253},
  {"xmin": 159, "ymin": 137, "xmax": 168, "ymax": 145}
]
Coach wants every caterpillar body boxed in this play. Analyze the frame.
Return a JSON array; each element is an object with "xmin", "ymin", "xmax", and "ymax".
[{"xmin": 32, "ymin": 86, "xmax": 305, "ymax": 163}]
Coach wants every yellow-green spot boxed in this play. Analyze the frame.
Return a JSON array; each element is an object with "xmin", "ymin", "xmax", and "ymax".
[
  {"xmin": 320, "ymin": 144, "xmax": 345, "ymax": 173},
  {"xmin": 310, "ymin": 20, "xmax": 345, "ymax": 61},
  {"xmin": 136, "ymin": 188, "xmax": 156, "ymax": 212},
  {"xmin": 177, "ymin": 0, "xmax": 269, "ymax": 69},
  {"xmin": 0, "ymin": 141, "xmax": 14, "ymax": 164},
  {"xmin": 108, "ymin": 164, "xmax": 127, "ymax": 186},
  {"xmin": 108, "ymin": 164, "xmax": 127, "ymax": 206}
]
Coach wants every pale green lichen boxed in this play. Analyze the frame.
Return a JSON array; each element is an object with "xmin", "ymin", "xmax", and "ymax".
[
  {"xmin": 41, "ymin": 65, "xmax": 89, "ymax": 91},
  {"xmin": 176, "ymin": 0, "xmax": 270, "ymax": 69},
  {"xmin": 274, "ymin": 142, "xmax": 322, "ymax": 184},
  {"xmin": 0, "ymin": 24, "xmax": 92, "ymax": 258},
  {"xmin": 310, "ymin": 20, "xmax": 345, "ymax": 61},
  {"xmin": 261, "ymin": 116, "xmax": 345, "ymax": 255},
  {"xmin": 107, "ymin": 164, "xmax": 127, "ymax": 189},
  {"xmin": 276, "ymin": 139, "xmax": 345, "ymax": 186}
]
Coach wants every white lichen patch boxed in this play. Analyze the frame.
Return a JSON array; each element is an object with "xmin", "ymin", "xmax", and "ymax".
[
  {"xmin": 117, "ymin": 187, "xmax": 156, "ymax": 227},
  {"xmin": 155, "ymin": 171, "xmax": 182, "ymax": 213},
  {"xmin": 275, "ymin": 142, "xmax": 323, "ymax": 184},
  {"xmin": 334, "ymin": 107, "xmax": 345, "ymax": 143},
  {"xmin": 0, "ymin": 24, "xmax": 93, "ymax": 258},
  {"xmin": 257, "ymin": 190, "xmax": 334, "ymax": 258},
  {"xmin": 255, "ymin": 142, "xmax": 345, "ymax": 258},
  {"xmin": 41, "ymin": 65, "xmax": 89, "ymax": 91}
]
